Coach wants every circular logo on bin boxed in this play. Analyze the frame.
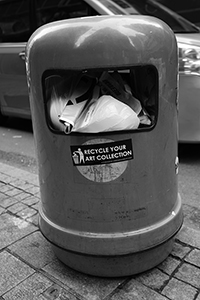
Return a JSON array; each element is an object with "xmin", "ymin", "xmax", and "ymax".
[{"xmin": 71, "ymin": 138, "xmax": 133, "ymax": 182}]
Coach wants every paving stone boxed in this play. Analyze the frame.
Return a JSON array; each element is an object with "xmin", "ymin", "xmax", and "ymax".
[
  {"xmin": 185, "ymin": 249, "xmax": 200, "ymax": 268},
  {"xmin": 158, "ymin": 256, "xmax": 181, "ymax": 275},
  {"xmin": 16, "ymin": 207, "xmax": 37, "ymax": 219},
  {"xmin": 10, "ymin": 179, "xmax": 30, "ymax": 189},
  {"xmin": 162, "ymin": 278, "xmax": 198, "ymax": 300},
  {"xmin": 27, "ymin": 213, "xmax": 39, "ymax": 226},
  {"xmin": 7, "ymin": 202, "xmax": 28, "ymax": 214},
  {"xmin": 34, "ymin": 192, "xmax": 41, "ymax": 198},
  {"xmin": 136, "ymin": 268, "xmax": 169, "ymax": 291},
  {"xmin": 1, "ymin": 166, "xmax": 38, "ymax": 185},
  {"xmin": 0, "ymin": 170, "xmax": 11, "ymax": 180},
  {"xmin": 174, "ymin": 262, "xmax": 200, "ymax": 288},
  {"xmin": 0, "ymin": 168, "xmax": 22, "ymax": 182},
  {"xmin": 43, "ymin": 259, "xmax": 124, "ymax": 300},
  {"xmin": 31, "ymin": 202, "xmax": 39, "ymax": 211},
  {"xmin": 109, "ymin": 279, "xmax": 168, "ymax": 300},
  {"xmin": 14, "ymin": 192, "xmax": 32, "ymax": 201},
  {"xmin": 176, "ymin": 225, "xmax": 200, "ymax": 249},
  {"xmin": 0, "ymin": 251, "xmax": 35, "ymax": 296},
  {"xmin": 0, "ymin": 207, "xmax": 5, "ymax": 214},
  {"xmin": 183, "ymin": 204, "xmax": 200, "ymax": 231},
  {"xmin": 36, "ymin": 296, "xmax": 47, "ymax": 300},
  {"xmin": 0, "ymin": 192, "xmax": 9, "ymax": 201},
  {"xmin": 21, "ymin": 196, "xmax": 39, "ymax": 206},
  {"xmin": 43, "ymin": 284, "xmax": 78, "ymax": 300},
  {"xmin": 13, "ymin": 181, "xmax": 34, "ymax": 191},
  {"xmin": 195, "ymin": 293, "xmax": 200, "ymax": 300},
  {"xmin": 0, "ymin": 213, "xmax": 37, "ymax": 249},
  {"xmin": 3, "ymin": 272, "xmax": 52, "ymax": 300},
  {"xmin": 25, "ymin": 186, "xmax": 40, "ymax": 195},
  {"xmin": 8, "ymin": 231, "xmax": 56, "ymax": 269},
  {"xmin": 0, "ymin": 197, "xmax": 18, "ymax": 208},
  {"xmin": 0, "ymin": 185, "xmax": 13, "ymax": 193},
  {"xmin": 4, "ymin": 188, "xmax": 23, "ymax": 197},
  {"xmin": 172, "ymin": 241, "xmax": 192, "ymax": 259},
  {"xmin": 0, "ymin": 173, "xmax": 15, "ymax": 183}
]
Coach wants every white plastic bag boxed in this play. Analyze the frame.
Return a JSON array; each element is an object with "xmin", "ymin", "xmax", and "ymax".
[
  {"xmin": 100, "ymin": 71, "xmax": 152, "ymax": 125},
  {"xmin": 100, "ymin": 71, "xmax": 142, "ymax": 115},
  {"xmin": 49, "ymin": 74, "xmax": 96, "ymax": 132},
  {"xmin": 59, "ymin": 85, "xmax": 100, "ymax": 133},
  {"xmin": 59, "ymin": 100, "xmax": 87, "ymax": 133},
  {"xmin": 73, "ymin": 95, "xmax": 140, "ymax": 133},
  {"xmin": 48, "ymin": 88, "xmax": 66, "ymax": 131}
]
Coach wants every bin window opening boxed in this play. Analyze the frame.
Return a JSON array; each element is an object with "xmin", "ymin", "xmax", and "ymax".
[{"xmin": 43, "ymin": 66, "xmax": 158, "ymax": 135}]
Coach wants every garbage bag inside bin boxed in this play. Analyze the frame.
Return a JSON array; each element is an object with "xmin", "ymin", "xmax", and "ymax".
[
  {"xmin": 45, "ymin": 67, "xmax": 158, "ymax": 134},
  {"xmin": 72, "ymin": 94, "xmax": 140, "ymax": 133}
]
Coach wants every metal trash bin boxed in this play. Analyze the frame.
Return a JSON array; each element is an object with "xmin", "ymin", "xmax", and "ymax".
[{"xmin": 26, "ymin": 15, "xmax": 183, "ymax": 277}]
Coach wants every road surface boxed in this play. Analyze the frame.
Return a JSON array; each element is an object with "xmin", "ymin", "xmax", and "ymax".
[{"xmin": 0, "ymin": 118, "xmax": 37, "ymax": 174}]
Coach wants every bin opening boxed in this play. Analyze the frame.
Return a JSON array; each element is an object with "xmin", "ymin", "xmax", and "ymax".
[{"xmin": 43, "ymin": 66, "xmax": 158, "ymax": 134}]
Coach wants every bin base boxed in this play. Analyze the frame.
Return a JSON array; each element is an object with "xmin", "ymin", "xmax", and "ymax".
[{"xmin": 51, "ymin": 238, "xmax": 174, "ymax": 277}]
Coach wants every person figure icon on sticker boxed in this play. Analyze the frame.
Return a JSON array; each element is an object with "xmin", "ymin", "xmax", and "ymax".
[{"xmin": 73, "ymin": 148, "xmax": 85, "ymax": 164}]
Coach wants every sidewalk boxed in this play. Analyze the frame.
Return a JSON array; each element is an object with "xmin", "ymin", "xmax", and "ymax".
[{"xmin": 0, "ymin": 162, "xmax": 200, "ymax": 300}]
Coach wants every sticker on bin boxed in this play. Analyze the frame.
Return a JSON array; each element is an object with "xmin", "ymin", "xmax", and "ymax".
[{"xmin": 71, "ymin": 139, "xmax": 133, "ymax": 166}]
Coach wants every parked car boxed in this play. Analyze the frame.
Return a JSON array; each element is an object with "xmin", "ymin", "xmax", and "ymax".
[
  {"xmin": 0, "ymin": 0, "xmax": 200, "ymax": 142},
  {"xmin": 154, "ymin": 0, "xmax": 200, "ymax": 26}
]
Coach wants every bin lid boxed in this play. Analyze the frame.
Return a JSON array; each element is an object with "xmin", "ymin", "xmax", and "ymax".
[{"xmin": 26, "ymin": 15, "xmax": 177, "ymax": 71}]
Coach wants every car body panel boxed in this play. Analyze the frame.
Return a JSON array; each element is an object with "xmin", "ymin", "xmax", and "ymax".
[
  {"xmin": 178, "ymin": 74, "xmax": 200, "ymax": 143},
  {"xmin": 176, "ymin": 33, "xmax": 200, "ymax": 47},
  {"xmin": 0, "ymin": 43, "xmax": 29, "ymax": 118},
  {"xmin": 175, "ymin": 33, "xmax": 200, "ymax": 142},
  {"xmin": 154, "ymin": 0, "xmax": 200, "ymax": 26}
]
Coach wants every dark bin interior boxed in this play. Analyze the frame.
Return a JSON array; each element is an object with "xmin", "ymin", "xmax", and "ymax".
[{"xmin": 43, "ymin": 65, "xmax": 158, "ymax": 134}]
